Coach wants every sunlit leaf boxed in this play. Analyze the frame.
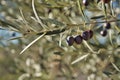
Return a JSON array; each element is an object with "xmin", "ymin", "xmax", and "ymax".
[
  {"xmin": 71, "ymin": 53, "xmax": 89, "ymax": 64},
  {"xmin": 20, "ymin": 33, "xmax": 46, "ymax": 54}
]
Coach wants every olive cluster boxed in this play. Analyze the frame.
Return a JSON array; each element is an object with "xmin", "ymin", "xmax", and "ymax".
[
  {"xmin": 67, "ymin": 30, "xmax": 93, "ymax": 46},
  {"xmin": 82, "ymin": 0, "xmax": 111, "ymax": 37},
  {"xmin": 100, "ymin": 22, "xmax": 111, "ymax": 37},
  {"xmin": 66, "ymin": 0, "xmax": 111, "ymax": 46}
]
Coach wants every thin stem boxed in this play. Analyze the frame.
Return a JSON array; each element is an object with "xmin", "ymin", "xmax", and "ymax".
[
  {"xmin": 32, "ymin": 0, "xmax": 47, "ymax": 29},
  {"xmin": 77, "ymin": 0, "xmax": 86, "ymax": 22},
  {"xmin": 109, "ymin": 1, "xmax": 115, "ymax": 17},
  {"xmin": 67, "ymin": 19, "xmax": 120, "ymax": 27},
  {"xmin": 36, "ymin": 19, "xmax": 120, "ymax": 35},
  {"xmin": 83, "ymin": 41, "xmax": 97, "ymax": 53},
  {"xmin": 102, "ymin": 2, "xmax": 107, "ymax": 22},
  {"xmin": 20, "ymin": 32, "xmax": 46, "ymax": 54}
]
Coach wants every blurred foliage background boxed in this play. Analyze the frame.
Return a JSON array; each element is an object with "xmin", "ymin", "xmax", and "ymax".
[{"xmin": 0, "ymin": 0, "xmax": 120, "ymax": 80}]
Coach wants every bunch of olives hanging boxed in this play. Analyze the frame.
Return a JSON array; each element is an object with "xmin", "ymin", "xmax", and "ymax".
[
  {"xmin": 67, "ymin": 30, "xmax": 93, "ymax": 46},
  {"xmin": 66, "ymin": 0, "xmax": 112, "ymax": 46},
  {"xmin": 100, "ymin": 22, "xmax": 111, "ymax": 37}
]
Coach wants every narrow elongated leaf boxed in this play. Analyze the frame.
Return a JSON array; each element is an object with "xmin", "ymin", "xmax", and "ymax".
[
  {"xmin": 83, "ymin": 40, "xmax": 96, "ymax": 53},
  {"xmin": 111, "ymin": 62, "xmax": 120, "ymax": 72},
  {"xmin": 32, "ymin": 0, "xmax": 47, "ymax": 29},
  {"xmin": 8, "ymin": 37, "xmax": 23, "ymax": 41},
  {"xmin": 20, "ymin": 33, "xmax": 46, "ymax": 54},
  {"xmin": 71, "ymin": 53, "xmax": 89, "ymax": 64},
  {"xmin": 0, "ymin": 19, "xmax": 19, "ymax": 31},
  {"xmin": 91, "ymin": 15, "xmax": 104, "ymax": 19},
  {"xmin": 109, "ymin": 30, "xmax": 113, "ymax": 46}
]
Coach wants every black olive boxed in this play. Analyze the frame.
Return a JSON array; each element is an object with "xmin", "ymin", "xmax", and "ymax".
[
  {"xmin": 100, "ymin": 29, "xmax": 108, "ymax": 37},
  {"xmin": 82, "ymin": 31, "xmax": 90, "ymax": 40},
  {"xmin": 66, "ymin": 36, "xmax": 74, "ymax": 46},
  {"xmin": 104, "ymin": 22, "xmax": 111, "ymax": 29},
  {"xmin": 88, "ymin": 30, "xmax": 93, "ymax": 38},
  {"xmin": 74, "ymin": 35, "xmax": 83, "ymax": 44},
  {"xmin": 83, "ymin": 0, "xmax": 89, "ymax": 6}
]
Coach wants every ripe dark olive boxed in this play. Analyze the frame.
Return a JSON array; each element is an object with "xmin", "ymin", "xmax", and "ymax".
[
  {"xmin": 100, "ymin": 29, "xmax": 107, "ymax": 37},
  {"xmin": 83, "ymin": 0, "xmax": 89, "ymax": 6},
  {"xmin": 82, "ymin": 30, "xmax": 93, "ymax": 40},
  {"xmin": 66, "ymin": 36, "xmax": 74, "ymax": 46},
  {"xmin": 88, "ymin": 30, "xmax": 93, "ymax": 38},
  {"xmin": 104, "ymin": 22, "xmax": 111, "ymax": 29},
  {"xmin": 102, "ymin": 0, "xmax": 110, "ymax": 3},
  {"xmin": 82, "ymin": 31, "xmax": 90, "ymax": 40},
  {"xmin": 74, "ymin": 35, "xmax": 83, "ymax": 44}
]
